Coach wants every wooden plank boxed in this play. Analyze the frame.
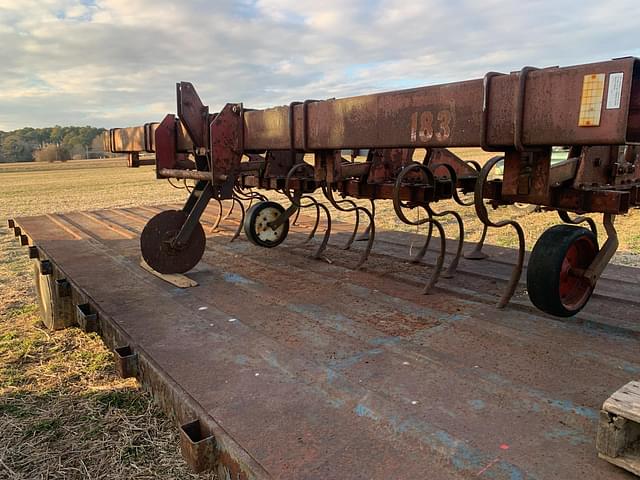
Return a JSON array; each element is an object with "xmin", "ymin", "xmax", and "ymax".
[
  {"xmin": 598, "ymin": 451, "xmax": 640, "ymax": 476},
  {"xmin": 605, "ymin": 381, "xmax": 640, "ymax": 424},
  {"xmin": 598, "ymin": 381, "xmax": 640, "ymax": 476},
  {"xmin": 139, "ymin": 259, "xmax": 198, "ymax": 288}
]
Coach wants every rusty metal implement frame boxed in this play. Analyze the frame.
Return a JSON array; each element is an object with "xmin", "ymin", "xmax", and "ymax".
[{"xmin": 107, "ymin": 57, "xmax": 640, "ymax": 318}]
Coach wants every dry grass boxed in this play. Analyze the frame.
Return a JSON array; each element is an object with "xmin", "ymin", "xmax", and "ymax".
[
  {"xmin": 0, "ymin": 158, "xmax": 214, "ymax": 479},
  {"xmin": 1, "ymin": 153, "xmax": 639, "ymax": 479}
]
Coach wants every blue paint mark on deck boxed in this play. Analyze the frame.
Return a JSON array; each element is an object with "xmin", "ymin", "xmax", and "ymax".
[
  {"xmin": 349, "ymin": 406, "xmax": 533, "ymax": 478},
  {"xmin": 577, "ymin": 350, "xmax": 640, "ymax": 375},
  {"xmin": 546, "ymin": 399, "xmax": 598, "ymax": 420},
  {"xmin": 325, "ymin": 368, "xmax": 337, "ymax": 383},
  {"xmin": 481, "ymin": 372, "xmax": 598, "ymax": 421},
  {"xmin": 545, "ymin": 428, "xmax": 589, "ymax": 446},
  {"xmin": 234, "ymin": 354, "xmax": 249, "ymax": 366},
  {"xmin": 223, "ymin": 272, "xmax": 256, "ymax": 286},
  {"xmin": 328, "ymin": 349, "xmax": 384, "ymax": 371},
  {"xmin": 342, "ymin": 283, "xmax": 469, "ymax": 324},
  {"xmin": 369, "ymin": 336, "xmax": 402, "ymax": 347},
  {"xmin": 469, "ymin": 399, "xmax": 486, "ymax": 410},
  {"xmin": 287, "ymin": 303, "xmax": 358, "ymax": 335},
  {"xmin": 354, "ymin": 403, "xmax": 380, "ymax": 421}
]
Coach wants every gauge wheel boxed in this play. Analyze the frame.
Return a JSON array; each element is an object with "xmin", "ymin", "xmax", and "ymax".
[
  {"xmin": 140, "ymin": 210, "xmax": 206, "ymax": 274},
  {"xmin": 527, "ymin": 225, "xmax": 598, "ymax": 317},
  {"xmin": 244, "ymin": 201, "xmax": 289, "ymax": 248}
]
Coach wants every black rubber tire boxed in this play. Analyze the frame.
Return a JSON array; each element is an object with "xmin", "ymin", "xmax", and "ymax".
[
  {"xmin": 527, "ymin": 225, "xmax": 598, "ymax": 317},
  {"xmin": 244, "ymin": 201, "xmax": 289, "ymax": 248}
]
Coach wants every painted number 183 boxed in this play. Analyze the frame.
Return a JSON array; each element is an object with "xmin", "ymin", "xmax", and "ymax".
[{"xmin": 409, "ymin": 110, "xmax": 452, "ymax": 143}]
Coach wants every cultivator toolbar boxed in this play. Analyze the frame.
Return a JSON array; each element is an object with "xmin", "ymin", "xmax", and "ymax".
[
  {"xmin": 102, "ymin": 124, "xmax": 158, "ymax": 166},
  {"xmin": 107, "ymin": 57, "xmax": 640, "ymax": 317}
]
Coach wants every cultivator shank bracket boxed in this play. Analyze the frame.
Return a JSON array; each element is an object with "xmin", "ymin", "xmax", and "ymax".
[{"xmin": 209, "ymin": 103, "xmax": 244, "ymax": 188}]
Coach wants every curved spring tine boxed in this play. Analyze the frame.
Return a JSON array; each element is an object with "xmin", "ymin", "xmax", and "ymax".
[
  {"xmin": 232, "ymin": 186, "xmax": 248, "ymax": 201},
  {"xmin": 223, "ymin": 198, "xmax": 235, "ymax": 221},
  {"xmin": 311, "ymin": 202, "xmax": 332, "ymax": 259},
  {"xmin": 461, "ymin": 160, "xmax": 489, "ymax": 260},
  {"xmin": 283, "ymin": 163, "xmax": 332, "ymax": 259},
  {"xmin": 410, "ymin": 208, "xmax": 433, "ymax": 264},
  {"xmin": 342, "ymin": 199, "xmax": 360, "ymax": 250},
  {"xmin": 474, "ymin": 156, "xmax": 525, "ymax": 309},
  {"xmin": 356, "ymin": 200, "xmax": 375, "ymax": 241},
  {"xmin": 423, "ymin": 218, "xmax": 446, "ymax": 294},
  {"xmin": 340, "ymin": 200, "xmax": 360, "ymax": 250},
  {"xmin": 465, "ymin": 224, "xmax": 489, "ymax": 260},
  {"xmin": 354, "ymin": 204, "xmax": 375, "ymax": 268},
  {"xmin": 292, "ymin": 205, "xmax": 302, "ymax": 226},
  {"xmin": 323, "ymin": 186, "xmax": 374, "ymax": 267},
  {"xmin": 558, "ymin": 210, "xmax": 598, "ymax": 241},
  {"xmin": 299, "ymin": 195, "xmax": 321, "ymax": 244},
  {"xmin": 321, "ymin": 186, "xmax": 361, "ymax": 250},
  {"xmin": 229, "ymin": 197, "xmax": 245, "ymax": 243},
  {"xmin": 283, "ymin": 163, "xmax": 321, "ymax": 210},
  {"xmin": 427, "ymin": 205, "xmax": 464, "ymax": 278},
  {"xmin": 430, "ymin": 161, "xmax": 474, "ymax": 207},
  {"xmin": 465, "ymin": 160, "xmax": 482, "ymax": 172},
  {"xmin": 235, "ymin": 186, "xmax": 265, "ymax": 203},
  {"xmin": 393, "ymin": 162, "xmax": 445, "ymax": 292},
  {"xmin": 247, "ymin": 187, "xmax": 268, "ymax": 202},
  {"xmin": 424, "ymin": 162, "xmax": 466, "ymax": 276},
  {"xmin": 209, "ymin": 198, "xmax": 225, "ymax": 233}
]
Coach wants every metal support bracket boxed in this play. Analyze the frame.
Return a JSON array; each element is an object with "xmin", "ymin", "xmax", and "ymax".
[
  {"xmin": 76, "ymin": 303, "xmax": 98, "ymax": 333},
  {"xmin": 155, "ymin": 114, "xmax": 178, "ymax": 176},
  {"xmin": 210, "ymin": 103, "xmax": 244, "ymax": 185},
  {"xmin": 39, "ymin": 260, "xmax": 53, "ymax": 275},
  {"xmin": 173, "ymin": 182, "xmax": 214, "ymax": 248},
  {"xmin": 179, "ymin": 419, "xmax": 218, "ymax": 473},
  {"xmin": 114, "ymin": 345, "xmax": 138, "ymax": 379},
  {"xmin": 583, "ymin": 213, "xmax": 618, "ymax": 286},
  {"xmin": 269, "ymin": 190, "xmax": 302, "ymax": 230},
  {"xmin": 55, "ymin": 279, "xmax": 71, "ymax": 298}
]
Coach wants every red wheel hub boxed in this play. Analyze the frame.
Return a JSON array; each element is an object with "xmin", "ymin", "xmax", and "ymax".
[{"xmin": 558, "ymin": 235, "xmax": 597, "ymax": 310}]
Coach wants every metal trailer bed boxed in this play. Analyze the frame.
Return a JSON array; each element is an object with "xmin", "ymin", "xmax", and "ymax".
[{"xmin": 9, "ymin": 203, "xmax": 640, "ymax": 479}]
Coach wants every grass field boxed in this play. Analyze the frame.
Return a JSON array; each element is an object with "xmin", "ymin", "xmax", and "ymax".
[
  {"xmin": 0, "ymin": 159, "xmax": 214, "ymax": 479},
  {"xmin": 1, "ymin": 154, "xmax": 639, "ymax": 478}
]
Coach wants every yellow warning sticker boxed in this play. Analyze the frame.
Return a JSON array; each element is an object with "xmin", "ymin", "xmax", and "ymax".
[{"xmin": 578, "ymin": 73, "xmax": 605, "ymax": 127}]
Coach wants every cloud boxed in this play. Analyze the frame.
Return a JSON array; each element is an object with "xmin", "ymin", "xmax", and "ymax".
[{"xmin": 0, "ymin": 0, "xmax": 638, "ymax": 130}]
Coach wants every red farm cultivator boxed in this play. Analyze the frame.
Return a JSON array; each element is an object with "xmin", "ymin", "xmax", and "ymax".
[{"xmin": 107, "ymin": 57, "xmax": 640, "ymax": 318}]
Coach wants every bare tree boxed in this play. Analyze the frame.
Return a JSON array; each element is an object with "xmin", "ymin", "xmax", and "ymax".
[{"xmin": 34, "ymin": 144, "xmax": 71, "ymax": 162}]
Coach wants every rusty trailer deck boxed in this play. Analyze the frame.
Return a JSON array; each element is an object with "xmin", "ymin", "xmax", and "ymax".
[{"xmin": 10, "ymin": 203, "xmax": 640, "ymax": 479}]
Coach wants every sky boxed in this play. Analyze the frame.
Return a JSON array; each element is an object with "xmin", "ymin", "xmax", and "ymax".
[{"xmin": 0, "ymin": 0, "xmax": 639, "ymax": 131}]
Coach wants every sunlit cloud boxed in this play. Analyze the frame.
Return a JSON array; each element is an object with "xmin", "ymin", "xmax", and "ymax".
[{"xmin": 0, "ymin": 0, "xmax": 638, "ymax": 130}]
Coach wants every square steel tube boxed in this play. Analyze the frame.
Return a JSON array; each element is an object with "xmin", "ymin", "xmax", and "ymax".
[{"xmin": 243, "ymin": 58, "xmax": 640, "ymax": 150}]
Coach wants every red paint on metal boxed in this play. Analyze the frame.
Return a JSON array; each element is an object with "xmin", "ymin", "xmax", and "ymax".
[{"xmin": 155, "ymin": 114, "xmax": 178, "ymax": 176}]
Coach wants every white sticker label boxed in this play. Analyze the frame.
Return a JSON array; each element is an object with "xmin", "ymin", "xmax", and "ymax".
[{"xmin": 606, "ymin": 72, "xmax": 624, "ymax": 109}]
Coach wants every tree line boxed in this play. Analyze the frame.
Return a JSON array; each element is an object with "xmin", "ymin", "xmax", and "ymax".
[{"xmin": 0, "ymin": 126, "xmax": 106, "ymax": 163}]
